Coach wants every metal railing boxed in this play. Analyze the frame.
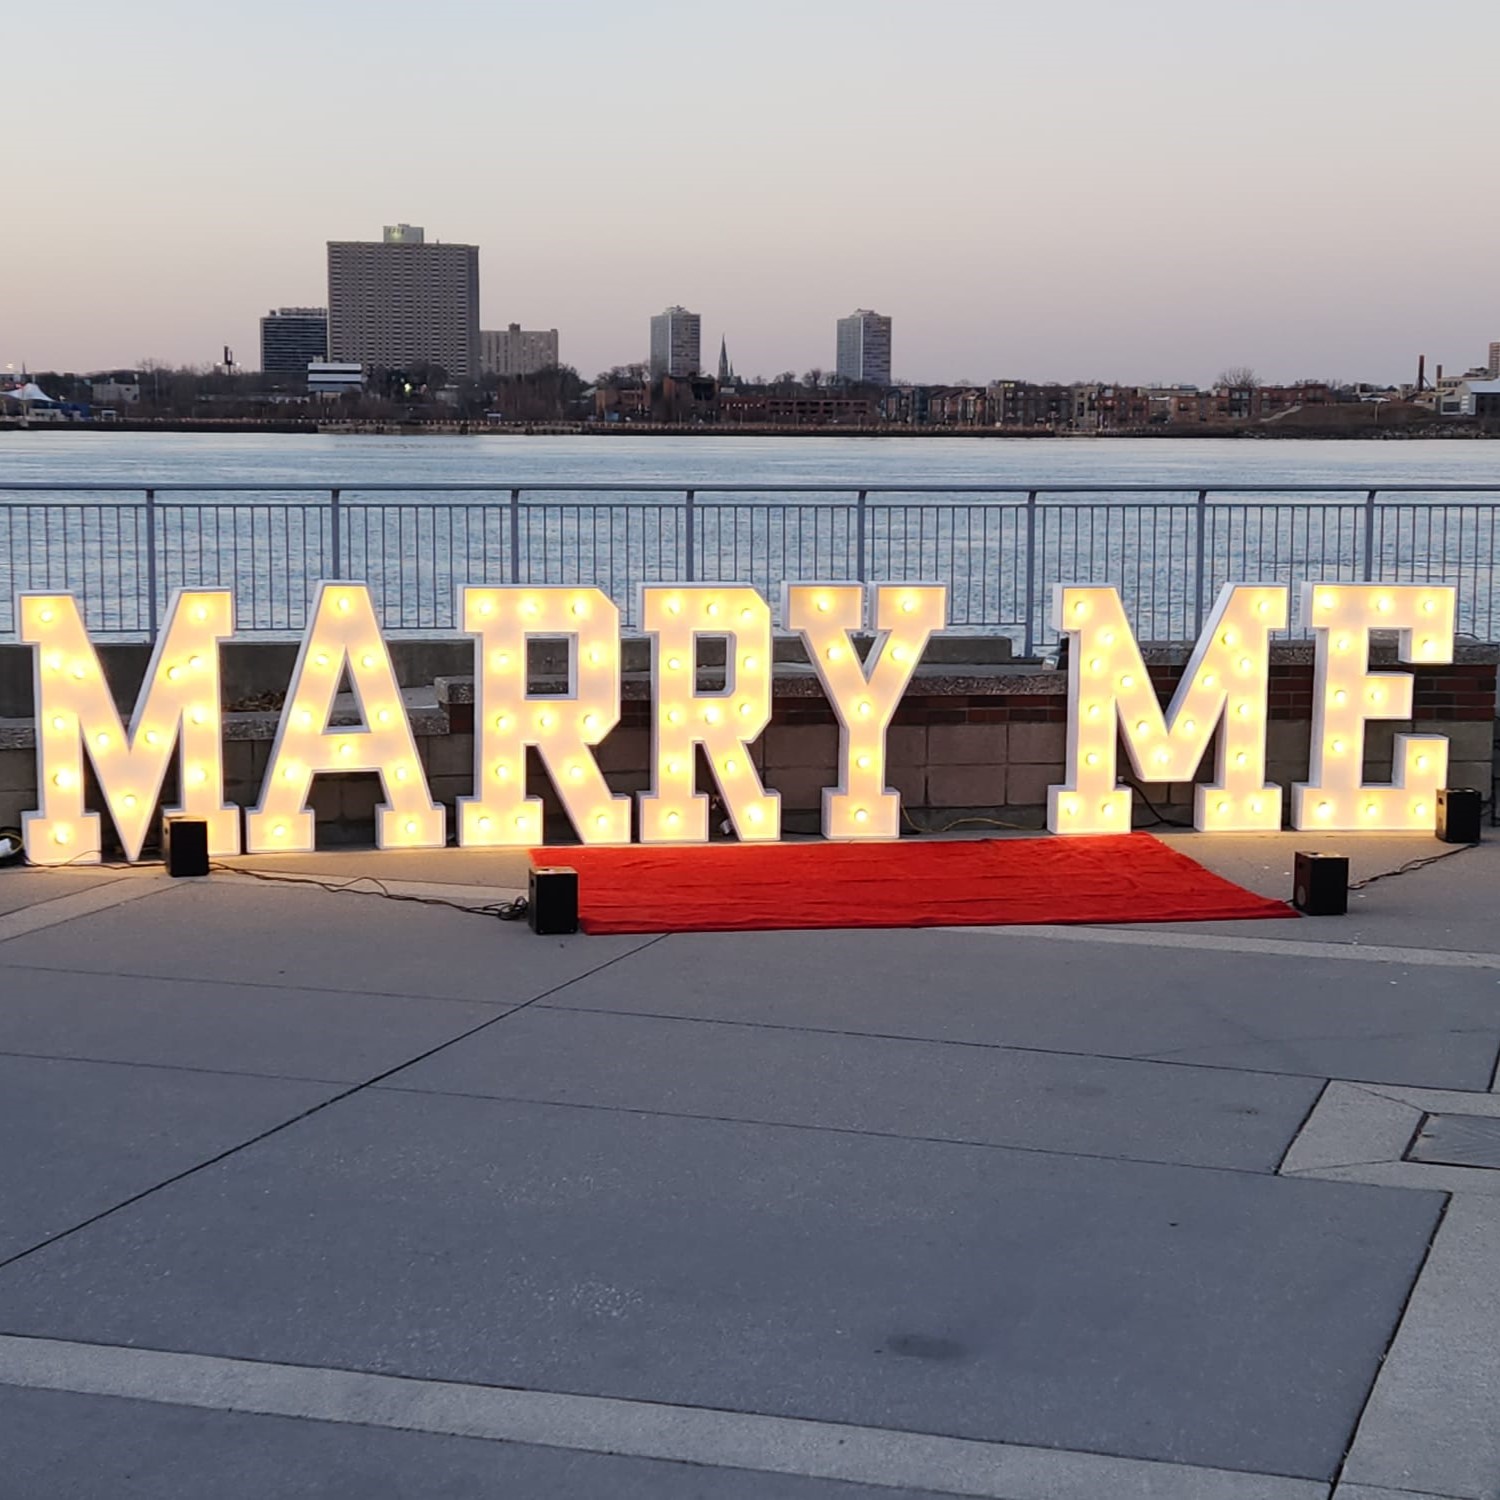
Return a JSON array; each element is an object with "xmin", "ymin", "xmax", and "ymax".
[{"xmin": 3, "ymin": 483, "xmax": 1500, "ymax": 649}]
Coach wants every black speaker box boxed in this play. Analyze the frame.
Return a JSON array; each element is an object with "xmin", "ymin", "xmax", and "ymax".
[
  {"xmin": 163, "ymin": 817, "xmax": 210, "ymax": 878},
  {"xmin": 528, "ymin": 866, "xmax": 579, "ymax": 935},
  {"xmin": 1293, "ymin": 850, "xmax": 1348, "ymax": 916},
  {"xmin": 1436, "ymin": 788, "xmax": 1483, "ymax": 845}
]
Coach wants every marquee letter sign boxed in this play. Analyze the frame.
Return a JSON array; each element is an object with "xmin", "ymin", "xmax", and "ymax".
[{"xmin": 14, "ymin": 577, "xmax": 1464, "ymax": 863}]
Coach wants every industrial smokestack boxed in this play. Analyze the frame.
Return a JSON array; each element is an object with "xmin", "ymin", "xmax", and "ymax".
[{"xmin": 1417, "ymin": 354, "xmax": 1426, "ymax": 391}]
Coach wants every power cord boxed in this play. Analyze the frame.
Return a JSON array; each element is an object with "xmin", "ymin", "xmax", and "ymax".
[
  {"xmin": 207, "ymin": 863, "xmax": 530, "ymax": 921},
  {"xmin": 900, "ymin": 807, "xmax": 1027, "ymax": 835},
  {"xmin": 1348, "ymin": 843, "xmax": 1475, "ymax": 890}
]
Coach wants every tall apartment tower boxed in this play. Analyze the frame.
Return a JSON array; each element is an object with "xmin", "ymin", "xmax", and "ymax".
[
  {"xmin": 259, "ymin": 307, "xmax": 328, "ymax": 374},
  {"xmin": 836, "ymin": 309, "xmax": 893, "ymax": 386},
  {"xmin": 1489, "ymin": 340, "xmax": 1500, "ymax": 378},
  {"xmin": 649, "ymin": 306, "xmax": 702, "ymax": 378},
  {"xmin": 479, "ymin": 324, "xmax": 560, "ymax": 377},
  {"xmin": 326, "ymin": 224, "xmax": 481, "ymax": 377}
]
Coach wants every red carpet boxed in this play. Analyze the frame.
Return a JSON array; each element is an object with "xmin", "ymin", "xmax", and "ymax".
[{"xmin": 529, "ymin": 834, "xmax": 1297, "ymax": 935}]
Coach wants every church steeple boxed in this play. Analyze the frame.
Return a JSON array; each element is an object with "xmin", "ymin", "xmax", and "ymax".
[{"xmin": 717, "ymin": 336, "xmax": 731, "ymax": 384}]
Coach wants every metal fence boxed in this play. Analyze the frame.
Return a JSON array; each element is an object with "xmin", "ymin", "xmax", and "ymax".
[{"xmin": 3, "ymin": 483, "xmax": 1500, "ymax": 650}]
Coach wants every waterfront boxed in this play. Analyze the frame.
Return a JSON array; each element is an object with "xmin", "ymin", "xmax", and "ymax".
[{"xmin": 3, "ymin": 433, "xmax": 1498, "ymax": 645}]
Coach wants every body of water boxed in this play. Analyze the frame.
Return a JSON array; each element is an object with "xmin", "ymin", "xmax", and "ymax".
[{"xmin": 3, "ymin": 432, "xmax": 1498, "ymax": 644}]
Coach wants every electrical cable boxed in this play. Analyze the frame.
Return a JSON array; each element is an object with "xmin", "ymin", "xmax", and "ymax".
[
  {"xmin": 1348, "ymin": 843, "xmax": 1475, "ymax": 890},
  {"xmin": 900, "ymin": 806, "xmax": 1027, "ymax": 835},
  {"xmin": 207, "ymin": 863, "xmax": 530, "ymax": 921}
]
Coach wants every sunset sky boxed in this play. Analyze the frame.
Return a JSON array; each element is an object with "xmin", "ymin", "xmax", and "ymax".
[{"xmin": 6, "ymin": 0, "xmax": 1497, "ymax": 385}]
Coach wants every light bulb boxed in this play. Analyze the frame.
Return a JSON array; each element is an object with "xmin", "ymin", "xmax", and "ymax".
[
  {"xmin": 1416, "ymin": 754, "xmax": 1429, "ymax": 770},
  {"xmin": 747, "ymin": 806, "xmax": 763, "ymax": 822},
  {"xmin": 855, "ymin": 754, "xmax": 871, "ymax": 770},
  {"xmin": 339, "ymin": 742, "xmax": 352, "ymax": 759},
  {"xmin": 826, "ymin": 646, "xmax": 842, "ymax": 662},
  {"xmin": 514, "ymin": 815, "xmax": 527, "ymax": 829},
  {"xmin": 1333, "ymin": 690, "xmax": 1347, "ymax": 705},
  {"xmin": 703, "ymin": 707, "xmax": 720, "ymax": 725},
  {"xmin": 724, "ymin": 758, "xmax": 738, "ymax": 774},
  {"xmin": 189, "ymin": 655, "xmax": 203, "ymax": 669},
  {"xmin": 39, "ymin": 607, "xmax": 54, "ymax": 623},
  {"xmin": 1089, "ymin": 657, "xmax": 1103, "ymax": 672},
  {"xmin": 337, "ymin": 597, "xmax": 350, "ymax": 613},
  {"xmin": 1238, "ymin": 657, "xmax": 1251, "ymax": 672},
  {"xmin": 571, "ymin": 597, "xmax": 587, "ymax": 617},
  {"xmin": 478, "ymin": 599, "xmax": 493, "ymax": 616},
  {"xmin": 495, "ymin": 714, "xmax": 510, "ymax": 730},
  {"xmin": 665, "ymin": 598, "xmax": 680, "ymax": 615},
  {"xmin": 666, "ymin": 810, "xmax": 680, "ymax": 826},
  {"xmin": 816, "ymin": 597, "xmax": 830, "ymax": 613},
  {"xmin": 1220, "ymin": 630, "xmax": 1234, "ymax": 646},
  {"xmin": 122, "ymin": 794, "xmax": 137, "ymax": 810},
  {"xmin": 1120, "ymin": 674, "xmax": 1134, "ymax": 689},
  {"xmin": 1183, "ymin": 719, "xmax": 1196, "ymax": 734},
  {"xmin": 1202, "ymin": 673, "xmax": 1215, "ymax": 688},
  {"xmin": 478, "ymin": 816, "xmax": 492, "ymax": 832},
  {"xmin": 166, "ymin": 666, "xmax": 180, "ymax": 681},
  {"xmin": 493, "ymin": 652, "xmax": 509, "ymax": 669},
  {"xmin": 95, "ymin": 733, "xmax": 110, "ymax": 750},
  {"xmin": 740, "ymin": 607, "xmax": 754, "ymax": 622},
  {"xmin": 595, "ymin": 814, "xmax": 609, "ymax": 829},
  {"xmin": 854, "ymin": 808, "xmax": 868, "ymax": 822},
  {"xmin": 193, "ymin": 605, "xmax": 207, "ymax": 622},
  {"xmin": 1236, "ymin": 703, "xmax": 1250, "ymax": 718},
  {"xmin": 1235, "ymin": 751, "xmax": 1247, "ymax": 767},
  {"xmin": 315, "ymin": 653, "xmax": 330, "ymax": 667},
  {"xmin": 1415, "ymin": 802, "xmax": 1428, "ymax": 817},
  {"xmin": 744, "ymin": 656, "xmax": 758, "ymax": 670},
  {"xmin": 1365, "ymin": 802, "xmax": 1378, "ymax": 817},
  {"xmin": 404, "ymin": 820, "xmax": 416, "ymax": 835},
  {"xmin": 667, "ymin": 656, "xmax": 683, "ymax": 671},
  {"xmin": 1085, "ymin": 752, "xmax": 1099, "ymax": 766},
  {"xmin": 361, "ymin": 654, "xmax": 375, "ymax": 669},
  {"xmin": 494, "ymin": 764, "xmax": 508, "ymax": 780},
  {"xmin": 706, "ymin": 601, "xmax": 719, "ymax": 617},
  {"xmin": 298, "ymin": 710, "xmax": 313, "ymax": 728},
  {"xmin": 53, "ymin": 769, "xmax": 71, "ymax": 788},
  {"xmin": 667, "ymin": 709, "xmax": 681, "ymax": 724},
  {"xmin": 1101, "ymin": 629, "xmax": 1115, "ymax": 646},
  {"xmin": 395, "ymin": 766, "xmax": 409, "ymax": 782},
  {"xmin": 1135, "ymin": 719, "xmax": 1148, "ymax": 735},
  {"xmin": 1071, "ymin": 600, "xmax": 1087, "ymax": 618},
  {"xmin": 569, "ymin": 765, "xmax": 583, "ymax": 780},
  {"xmin": 273, "ymin": 823, "xmax": 287, "ymax": 838},
  {"xmin": 1250, "ymin": 798, "xmax": 1262, "ymax": 814},
  {"xmin": 190, "ymin": 709, "xmax": 205, "ymax": 725},
  {"xmin": 1375, "ymin": 596, "xmax": 1391, "ymax": 613},
  {"xmin": 48, "ymin": 714, "xmax": 67, "ymax": 730},
  {"xmin": 1422, "ymin": 598, "xmax": 1436, "ymax": 614},
  {"xmin": 667, "ymin": 760, "xmax": 681, "ymax": 776},
  {"xmin": 377, "ymin": 709, "xmax": 391, "ymax": 724},
  {"xmin": 53, "ymin": 827, "xmax": 71, "ymax": 845},
  {"xmin": 1318, "ymin": 592, "xmax": 1336, "ymax": 610},
  {"xmin": 583, "ymin": 713, "xmax": 598, "ymax": 730},
  {"xmin": 1217, "ymin": 800, "xmax": 1229, "ymax": 815},
  {"xmin": 890, "ymin": 647, "xmax": 906, "ymax": 663},
  {"xmin": 1317, "ymin": 801, "xmax": 1330, "ymax": 817}
]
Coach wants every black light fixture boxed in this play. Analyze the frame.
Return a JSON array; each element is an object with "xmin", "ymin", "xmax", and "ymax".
[
  {"xmin": 528, "ymin": 865, "xmax": 579, "ymax": 935},
  {"xmin": 1293, "ymin": 850, "xmax": 1348, "ymax": 916},
  {"xmin": 162, "ymin": 816, "xmax": 210, "ymax": 878},
  {"xmin": 1436, "ymin": 788, "xmax": 1483, "ymax": 845}
]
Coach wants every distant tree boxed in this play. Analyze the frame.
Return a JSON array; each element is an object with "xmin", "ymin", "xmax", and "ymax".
[
  {"xmin": 1217, "ymin": 366, "xmax": 1260, "ymax": 388},
  {"xmin": 803, "ymin": 367, "xmax": 824, "ymax": 388},
  {"xmin": 772, "ymin": 370, "xmax": 797, "ymax": 389}
]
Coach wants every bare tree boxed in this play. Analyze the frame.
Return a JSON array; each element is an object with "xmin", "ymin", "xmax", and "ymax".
[
  {"xmin": 1217, "ymin": 366, "xmax": 1260, "ymax": 388},
  {"xmin": 802, "ymin": 368, "xmax": 824, "ymax": 388}
]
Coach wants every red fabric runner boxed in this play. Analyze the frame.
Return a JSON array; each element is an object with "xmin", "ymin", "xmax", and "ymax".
[{"xmin": 529, "ymin": 834, "xmax": 1297, "ymax": 935}]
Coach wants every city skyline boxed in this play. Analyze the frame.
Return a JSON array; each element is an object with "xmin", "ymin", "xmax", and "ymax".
[{"xmin": 5, "ymin": 0, "xmax": 1498, "ymax": 385}]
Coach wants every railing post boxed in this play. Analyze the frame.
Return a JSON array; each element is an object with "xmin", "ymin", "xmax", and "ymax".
[
  {"xmin": 509, "ymin": 488, "xmax": 521, "ymax": 583},
  {"xmin": 144, "ymin": 488, "xmax": 159, "ymax": 637},
  {"xmin": 1362, "ymin": 489, "xmax": 1377, "ymax": 581},
  {"xmin": 684, "ymin": 489, "xmax": 696, "ymax": 581},
  {"xmin": 1022, "ymin": 490, "xmax": 1037, "ymax": 658},
  {"xmin": 329, "ymin": 488, "xmax": 342, "ymax": 578},
  {"xmin": 1193, "ymin": 489, "xmax": 1208, "ymax": 636},
  {"xmin": 855, "ymin": 490, "xmax": 868, "ymax": 583}
]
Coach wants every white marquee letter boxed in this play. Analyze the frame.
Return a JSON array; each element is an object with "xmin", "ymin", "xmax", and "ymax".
[
  {"xmin": 638, "ymin": 585, "xmax": 779, "ymax": 842},
  {"xmin": 1292, "ymin": 583, "xmax": 1455, "ymax": 831},
  {"xmin": 457, "ymin": 585, "xmax": 629, "ymax": 846},
  {"xmin": 245, "ymin": 583, "xmax": 444, "ymax": 853},
  {"xmin": 21, "ymin": 589, "xmax": 238, "ymax": 865},
  {"xmin": 1049, "ymin": 583, "xmax": 1288, "ymax": 834},
  {"xmin": 784, "ymin": 582, "xmax": 945, "ymax": 838}
]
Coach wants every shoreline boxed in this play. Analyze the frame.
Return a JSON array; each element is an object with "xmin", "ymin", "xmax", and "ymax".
[{"xmin": 1, "ymin": 420, "xmax": 1492, "ymax": 442}]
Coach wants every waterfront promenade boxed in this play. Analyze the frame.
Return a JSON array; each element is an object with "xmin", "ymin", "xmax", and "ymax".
[{"xmin": 0, "ymin": 831, "xmax": 1497, "ymax": 1497}]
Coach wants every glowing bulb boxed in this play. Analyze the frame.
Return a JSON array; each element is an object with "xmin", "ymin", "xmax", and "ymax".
[
  {"xmin": 1101, "ymin": 802, "xmax": 1115, "ymax": 818},
  {"xmin": 1238, "ymin": 657, "xmax": 1251, "ymax": 672},
  {"xmin": 1422, "ymin": 598, "xmax": 1436, "ymax": 614},
  {"xmin": 1318, "ymin": 592, "xmax": 1336, "ymax": 610},
  {"xmin": 890, "ymin": 647, "xmax": 906, "ymax": 663},
  {"xmin": 595, "ymin": 814, "xmax": 609, "ymax": 829},
  {"xmin": 826, "ymin": 646, "xmax": 842, "ymax": 662},
  {"xmin": 854, "ymin": 808, "xmax": 869, "ymax": 823},
  {"xmin": 667, "ymin": 760, "xmax": 682, "ymax": 776},
  {"xmin": 1087, "ymin": 704, "xmax": 1101, "ymax": 720},
  {"xmin": 1317, "ymin": 801, "xmax": 1331, "ymax": 817},
  {"xmin": 571, "ymin": 597, "xmax": 587, "ymax": 617},
  {"xmin": 494, "ymin": 764, "xmax": 509, "ymax": 780},
  {"xmin": 856, "ymin": 754, "xmax": 871, "ymax": 770},
  {"xmin": 273, "ymin": 822, "xmax": 288, "ymax": 838},
  {"xmin": 1236, "ymin": 703, "xmax": 1250, "ymax": 718},
  {"xmin": 95, "ymin": 733, "xmax": 110, "ymax": 750},
  {"xmin": 1256, "ymin": 600, "xmax": 1270, "ymax": 617},
  {"xmin": 478, "ymin": 816, "xmax": 492, "ymax": 832},
  {"xmin": 39, "ymin": 607, "xmax": 54, "ymax": 623},
  {"xmin": 1415, "ymin": 802, "xmax": 1428, "ymax": 817},
  {"xmin": 514, "ymin": 815, "xmax": 527, "ymax": 830},
  {"xmin": 538, "ymin": 712, "xmax": 553, "ymax": 729},
  {"xmin": 522, "ymin": 598, "xmax": 539, "ymax": 616},
  {"xmin": 1155, "ymin": 749, "xmax": 1170, "ymax": 766},
  {"xmin": 395, "ymin": 766, "xmax": 409, "ymax": 782},
  {"xmin": 1183, "ymin": 718, "xmax": 1196, "ymax": 734},
  {"xmin": 404, "ymin": 820, "xmax": 416, "ymax": 835},
  {"xmin": 1416, "ymin": 754, "xmax": 1429, "ymax": 771},
  {"xmin": 298, "ymin": 710, "xmax": 313, "ymax": 728},
  {"xmin": 144, "ymin": 730, "xmax": 159, "ymax": 746},
  {"xmin": 583, "ymin": 713, "xmax": 598, "ymax": 730},
  {"xmin": 361, "ymin": 654, "xmax": 375, "ymax": 669},
  {"xmin": 189, "ymin": 655, "xmax": 203, "ymax": 669},
  {"xmin": 53, "ymin": 827, "xmax": 71, "ymax": 846},
  {"xmin": 50, "ymin": 715, "xmax": 65, "ymax": 731},
  {"xmin": 52, "ymin": 769, "xmax": 72, "ymax": 789},
  {"xmin": 740, "ymin": 607, "xmax": 754, "ymax": 622},
  {"xmin": 495, "ymin": 714, "xmax": 510, "ymax": 731},
  {"xmin": 339, "ymin": 742, "xmax": 353, "ymax": 759},
  {"xmin": 747, "ymin": 806, "xmax": 763, "ymax": 823},
  {"xmin": 1420, "ymin": 638, "xmax": 1436, "ymax": 657},
  {"xmin": 1220, "ymin": 630, "xmax": 1234, "ymax": 647},
  {"xmin": 588, "ymin": 648, "xmax": 601, "ymax": 665},
  {"xmin": 1085, "ymin": 752, "xmax": 1100, "ymax": 766},
  {"xmin": 1331, "ymin": 738, "xmax": 1344, "ymax": 753},
  {"xmin": 1375, "ymin": 596, "xmax": 1391, "ymax": 613},
  {"xmin": 478, "ymin": 599, "xmax": 494, "ymax": 616},
  {"xmin": 1235, "ymin": 751, "xmax": 1247, "ymax": 767},
  {"xmin": 1336, "ymin": 636, "xmax": 1351, "ymax": 653},
  {"xmin": 337, "ymin": 597, "xmax": 351, "ymax": 613},
  {"xmin": 706, "ymin": 601, "xmax": 720, "ymax": 617},
  {"xmin": 703, "ymin": 706, "xmax": 720, "ymax": 725},
  {"xmin": 1368, "ymin": 688, "xmax": 1382, "ymax": 704},
  {"xmin": 667, "ymin": 656, "xmax": 683, "ymax": 671},
  {"xmin": 493, "ymin": 652, "xmax": 509, "ymax": 669},
  {"xmin": 666, "ymin": 810, "xmax": 680, "ymax": 826},
  {"xmin": 1250, "ymin": 798, "xmax": 1263, "ymax": 815},
  {"xmin": 816, "ymin": 597, "xmax": 830, "ymax": 613},
  {"xmin": 377, "ymin": 709, "xmax": 391, "ymax": 724},
  {"xmin": 1201, "ymin": 673, "xmax": 1215, "ymax": 688},
  {"xmin": 1120, "ymin": 674, "xmax": 1134, "ymax": 689},
  {"xmin": 1365, "ymin": 802, "xmax": 1378, "ymax": 817},
  {"xmin": 193, "ymin": 605, "xmax": 207, "ymax": 622},
  {"xmin": 45, "ymin": 654, "xmax": 62, "ymax": 673},
  {"xmin": 1217, "ymin": 800, "xmax": 1229, "ymax": 815},
  {"xmin": 1063, "ymin": 798, "xmax": 1078, "ymax": 816},
  {"xmin": 191, "ymin": 767, "xmax": 207, "ymax": 785},
  {"xmin": 1089, "ymin": 657, "xmax": 1103, "ymax": 672},
  {"xmin": 1072, "ymin": 600, "xmax": 1087, "ymax": 618},
  {"xmin": 724, "ymin": 758, "xmax": 738, "ymax": 774},
  {"xmin": 1333, "ymin": 689, "xmax": 1348, "ymax": 705},
  {"xmin": 166, "ymin": 666, "xmax": 181, "ymax": 681},
  {"xmin": 569, "ymin": 765, "xmax": 583, "ymax": 780},
  {"xmin": 284, "ymin": 765, "xmax": 298, "ymax": 781},
  {"xmin": 857, "ymin": 701, "xmax": 872, "ymax": 717},
  {"xmin": 668, "ymin": 710, "xmax": 681, "ymax": 724},
  {"xmin": 744, "ymin": 656, "xmax": 758, "ymax": 670},
  {"xmin": 665, "ymin": 598, "xmax": 680, "ymax": 616},
  {"xmin": 122, "ymin": 794, "xmax": 137, "ymax": 810},
  {"xmin": 315, "ymin": 653, "xmax": 330, "ymax": 667},
  {"xmin": 190, "ymin": 708, "xmax": 205, "ymax": 726}
]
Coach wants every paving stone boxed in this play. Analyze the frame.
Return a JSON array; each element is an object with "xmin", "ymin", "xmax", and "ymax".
[
  {"xmin": 0, "ymin": 1053, "xmax": 338, "ymax": 1260},
  {"xmin": 0, "ymin": 1088, "xmax": 1441, "ymax": 1481},
  {"xmin": 386, "ymin": 1004, "xmax": 1322, "ymax": 1171},
  {"xmin": 0, "ymin": 1387, "xmax": 950, "ymax": 1500}
]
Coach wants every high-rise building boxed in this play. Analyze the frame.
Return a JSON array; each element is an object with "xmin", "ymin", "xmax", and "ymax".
[
  {"xmin": 836, "ymin": 309, "xmax": 893, "ymax": 386},
  {"xmin": 479, "ymin": 324, "xmax": 560, "ymax": 377},
  {"xmin": 649, "ymin": 306, "xmax": 701, "ymax": 378},
  {"xmin": 259, "ymin": 307, "xmax": 328, "ymax": 375},
  {"xmin": 1489, "ymin": 341, "xmax": 1500, "ymax": 378},
  {"xmin": 326, "ymin": 225, "xmax": 481, "ymax": 377}
]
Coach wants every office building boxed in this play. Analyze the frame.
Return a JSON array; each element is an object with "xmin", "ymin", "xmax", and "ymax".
[
  {"xmin": 307, "ymin": 362, "xmax": 365, "ymax": 397},
  {"xmin": 326, "ymin": 224, "xmax": 481, "ymax": 377},
  {"xmin": 260, "ymin": 307, "xmax": 328, "ymax": 375},
  {"xmin": 836, "ymin": 309, "xmax": 893, "ymax": 386},
  {"xmin": 479, "ymin": 324, "xmax": 560, "ymax": 377},
  {"xmin": 649, "ymin": 306, "xmax": 701, "ymax": 378},
  {"xmin": 1489, "ymin": 341, "xmax": 1500, "ymax": 378}
]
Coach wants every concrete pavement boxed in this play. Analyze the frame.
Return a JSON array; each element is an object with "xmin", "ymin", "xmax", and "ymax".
[{"xmin": 0, "ymin": 833, "xmax": 1496, "ymax": 1497}]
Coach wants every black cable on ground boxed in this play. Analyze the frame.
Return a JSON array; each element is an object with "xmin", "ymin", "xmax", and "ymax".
[
  {"xmin": 1348, "ymin": 843, "xmax": 1476, "ymax": 891},
  {"xmin": 208, "ymin": 863, "xmax": 529, "ymax": 921}
]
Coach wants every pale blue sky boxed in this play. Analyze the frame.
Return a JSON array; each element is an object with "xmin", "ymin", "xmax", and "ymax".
[{"xmin": 5, "ymin": 0, "xmax": 1497, "ymax": 384}]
